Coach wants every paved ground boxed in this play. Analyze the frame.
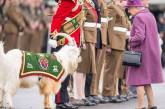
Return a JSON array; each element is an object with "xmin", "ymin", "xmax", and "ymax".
[{"xmin": 13, "ymin": 73, "xmax": 165, "ymax": 109}]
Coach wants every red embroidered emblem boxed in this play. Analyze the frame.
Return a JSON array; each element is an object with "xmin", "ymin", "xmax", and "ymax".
[{"xmin": 39, "ymin": 58, "xmax": 49, "ymax": 70}]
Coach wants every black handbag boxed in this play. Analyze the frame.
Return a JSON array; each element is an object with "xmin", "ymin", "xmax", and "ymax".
[{"xmin": 122, "ymin": 50, "xmax": 142, "ymax": 67}]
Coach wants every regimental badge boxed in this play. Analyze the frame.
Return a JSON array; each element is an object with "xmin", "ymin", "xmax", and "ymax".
[
  {"xmin": 53, "ymin": 65, "xmax": 59, "ymax": 73},
  {"xmin": 39, "ymin": 57, "xmax": 49, "ymax": 70},
  {"xmin": 27, "ymin": 63, "xmax": 33, "ymax": 69}
]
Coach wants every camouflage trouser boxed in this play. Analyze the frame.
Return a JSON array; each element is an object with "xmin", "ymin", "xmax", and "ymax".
[
  {"xmin": 17, "ymin": 30, "xmax": 45, "ymax": 52},
  {"xmin": 29, "ymin": 30, "xmax": 45, "ymax": 53}
]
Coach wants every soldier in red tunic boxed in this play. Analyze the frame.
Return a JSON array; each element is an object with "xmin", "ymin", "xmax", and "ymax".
[
  {"xmin": 49, "ymin": 0, "xmax": 83, "ymax": 109},
  {"xmin": 50, "ymin": 0, "xmax": 82, "ymax": 47}
]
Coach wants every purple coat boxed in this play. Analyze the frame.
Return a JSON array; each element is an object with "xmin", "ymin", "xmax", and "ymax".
[{"xmin": 126, "ymin": 9, "xmax": 164, "ymax": 86}]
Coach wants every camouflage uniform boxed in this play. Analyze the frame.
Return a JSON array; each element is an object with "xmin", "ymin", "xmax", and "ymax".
[
  {"xmin": 17, "ymin": 4, "xmax": 46, "ymax": 53},
  {"xmin": 3, "ymin": 3, "xmax": 27, "ymax": 52}
]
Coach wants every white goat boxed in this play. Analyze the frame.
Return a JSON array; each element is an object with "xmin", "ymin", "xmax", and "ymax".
[{"xmin": 0, "ymin": 34, "xmax": 81, "ymax": 109}]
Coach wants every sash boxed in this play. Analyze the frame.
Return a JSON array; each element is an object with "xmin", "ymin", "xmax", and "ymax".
[{"xmin": 60, "ymin": 11, "xmax": 83, "ymax": 35}]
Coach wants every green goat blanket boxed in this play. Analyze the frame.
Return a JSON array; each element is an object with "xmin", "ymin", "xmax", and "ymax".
[{"xmin": 19, "ymin": 51, "xmax": 64, "ymax": 81}]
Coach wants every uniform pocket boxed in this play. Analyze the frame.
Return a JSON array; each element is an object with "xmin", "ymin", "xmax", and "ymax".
[{"xmin": 83, "ymin": 27, "xmax": 97, "ymax": 43}]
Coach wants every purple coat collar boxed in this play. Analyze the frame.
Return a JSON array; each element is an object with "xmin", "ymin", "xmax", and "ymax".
[{"xmin": 134, "ymin": 8, "xmax": 149, "ymax": 17}]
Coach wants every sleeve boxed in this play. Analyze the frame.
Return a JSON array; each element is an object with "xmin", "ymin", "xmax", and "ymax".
[
  {"xmin": 108, "ymin": 4, "xmax": 123, "ymax": 17},
  {"xmin": 100, "ymin": 1, "xmax": 108, "ymax": 17},
  {"xmin": 50, "ymin": 0, "xmax": 75, "ymax": 35},
  {"xmin": 130, "ymin": 16, "xmax": 146, "ymax": 47},
  {"xmin": 107, "ymin": 4, "xmax": 117, "ymax": 23}
]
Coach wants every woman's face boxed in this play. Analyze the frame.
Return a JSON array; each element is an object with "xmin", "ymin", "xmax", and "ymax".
[{"xmin": 128, "ymin": 7, "xmax": 137, "ymax": 16}]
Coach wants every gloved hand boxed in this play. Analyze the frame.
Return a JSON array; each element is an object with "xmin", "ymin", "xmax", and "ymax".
[{"xmin": 48, "ymin": 39, "xmax": 58, "ymax": 48}]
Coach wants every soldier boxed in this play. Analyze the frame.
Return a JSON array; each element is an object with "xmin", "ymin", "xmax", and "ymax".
[
  {"xmin": 28, "ymin": 0, "xmax": 46, "ymax": 53},
  {"xmin": 49, "ymin": 0, "xmax": 83, "ymax": 109},
  {"xmin": 17, "ymin": 0, "xmax": 46, "ymax": 53},
  {"xmin": 84, "ymin": 0, "xmax": 101, "ymax": 103},
  {"xmin": 17, "ymin": 0, "xmax": 32, "ymax": 51},
  {"xmin": 3, "ymin": 0, "xmax": 27, "ymax": 52},
  {"xmin": 72, "ymin": 0, "xmax": 98, "ymax": 106},
  {"xmin": 89, "ymin": 0, "xmax": 109, "ymax": 103},
  {"xmin": 102, "ymin": 0, "xmax": 130, "ymax": 103}
]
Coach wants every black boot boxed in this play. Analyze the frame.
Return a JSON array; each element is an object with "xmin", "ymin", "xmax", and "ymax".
[
  {"xmin": 86, "ymin": 96, "xmax": 100, "ymax": 104},
  {"xmin": 136, "ymin": 107, "xmax": 146, "ymax": 109},
  {"xmin": 150, "ymin": 106, "xmax": 157, "ymax": 109},
  {"xmin": 82, "ymin": 99, "xmax": 97, "ymax": 106},
  {"xmin": 109, "ymin": 96, "xmax": 123, "ymax": 103},
  {"xmin": 56, "ymin": 102, "xmax": 78, "ymax": 109}
]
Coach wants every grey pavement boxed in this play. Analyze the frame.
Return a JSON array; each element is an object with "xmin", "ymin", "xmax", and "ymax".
[{"xmin": 13, "ymin": 73, "xmax": 165, "ymax": 109}]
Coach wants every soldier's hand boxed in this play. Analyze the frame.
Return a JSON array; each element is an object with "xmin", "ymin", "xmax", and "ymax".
[
  {"xmin": 106, "ymin": 48, "xmax": 112, "ymax": 53},
  {"xmin": 126, "ymin": 38, "xmax": 131, "ymax": 50},
  {"xmin": 50, "ymin": 30, "xmax": 58, "ymax": 39},
  {"xmin": 80, "ymin": 43, "xmax": 86, "ymax": 50},
  {"xmin": 30, "ymin": 21, "xmax": 39, "ymax": 30},
  {"xmin": 19, "ymin": 32, "xmax": 24, "ymax": 36},
  {"xmin": 126, "ymin": 31, "xmax": 130, "ymax": 39}
]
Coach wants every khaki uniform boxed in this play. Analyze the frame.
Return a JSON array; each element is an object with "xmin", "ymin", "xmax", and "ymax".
[
  {"xmin": 102, "ymin": 2, "xmax": 130, "ymax": 96},
  {"xmin": 90, "ymin": 0, "xmax": 108, "ymax": 95},
  {"xmin": 3, "ymin": 4, "xmax": 27, "ymax": 52},
  {"xmin": 77, "ymin": 1, "xmax": 97, "ymax": 74}
]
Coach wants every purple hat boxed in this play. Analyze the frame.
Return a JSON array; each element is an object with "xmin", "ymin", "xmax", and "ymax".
[{"xmin": 126, "ymin": 0, "xmax": 144, "ymax": 7}]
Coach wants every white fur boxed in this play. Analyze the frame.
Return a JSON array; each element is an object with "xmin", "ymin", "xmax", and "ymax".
[{"xmin": 0, "ymin": 41, "xmax": 81, "ymax": 109}]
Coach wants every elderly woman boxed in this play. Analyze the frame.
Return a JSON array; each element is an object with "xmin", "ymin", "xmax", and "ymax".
[{"xmin": 126, "ymin": 0, "xmax": 164, "ymax": 109}]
